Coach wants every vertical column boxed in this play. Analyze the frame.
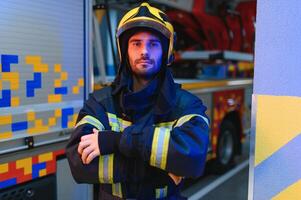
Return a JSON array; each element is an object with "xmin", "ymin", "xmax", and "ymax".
[{"xmin": 249, "ymin": 1, "xmax": 301, "ymax": 199}]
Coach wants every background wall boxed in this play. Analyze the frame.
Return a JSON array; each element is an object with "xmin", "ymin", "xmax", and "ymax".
[{"xmin": 249, "ymin": 0, "xmax": 301, "ymax": 199}]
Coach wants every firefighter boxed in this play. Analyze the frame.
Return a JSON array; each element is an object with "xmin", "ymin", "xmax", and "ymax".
[{"xmin": 66, "ymin": 2, "xmax": 209, "ymax": 199}]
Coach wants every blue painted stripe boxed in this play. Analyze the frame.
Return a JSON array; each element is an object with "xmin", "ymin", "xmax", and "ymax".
[
  {"xmin": 26, "ymin": 73, "xmax": 42, "ymax": 97},
  {"xmin": 32, "ymin": 162, "xmax": 46, "ymax": 179},
  {"xmin": 0, "ymin": 178, "xmax": 17, "ymax": 189},
  {"xmin": 61, "ymin": 108, "xmax": 74, "ymax": 128},
  {"xmin": 155, "ymin": 128, "xmax": 166, "ymax": 167},
  {"xmin": 1, "ymin": 55, "xmax": 18, "ymax": 72},
  {"xmin": 254, "ymin": 133, "xmax": 301, "ymax": 200},
  {"xmin": 54, "ymin": 87, "xmax": 68, "ymax": 94},
  {"xmin": 0, "ymin": 90, "xmax": 11, "ymax": 107},
  {"xmin": 11, "ymin": 121, "xmax": 28, "ymax": 132}
]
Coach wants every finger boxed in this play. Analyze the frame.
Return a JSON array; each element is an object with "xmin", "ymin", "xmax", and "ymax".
[
  {"xmin": 93, "ymin": 128, "xmax": 99, "ymax": 134},
  {"xmin": 85, "ymin": 150, "xmax": 99, "ymax": 164},
  {"xmin": 81, "ymin": 134, "xmax": 93, "ymax": 141},
  {"xmin": 78, "ymin": 139, "xmax": 91, "ymax": 155},
  {"xmin": 81, "ymin": 146, "xmax": 94, "ymax": 164},
  {"xmin": 168, "ymin": 173, "xmax": 182, "ymax": 185}
]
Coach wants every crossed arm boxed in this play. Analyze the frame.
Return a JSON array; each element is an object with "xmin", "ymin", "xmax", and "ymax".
[
  {"xmin": 66, "ymin": 94, "xmax": 209, "ymax": 184},
  {"xmin": 77, "ymin": 128, "xmax": 100, "ymax": 164}
]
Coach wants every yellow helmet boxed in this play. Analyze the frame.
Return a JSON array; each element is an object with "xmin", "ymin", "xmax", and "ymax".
[{"xmin": 116, "ymin": 2, "xmax": 175, "ymax": 66}]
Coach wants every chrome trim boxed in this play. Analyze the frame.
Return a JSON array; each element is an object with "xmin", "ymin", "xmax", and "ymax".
[{"xmin": 248, "ymin": 94, "xmax": 257, "ymax": 200}]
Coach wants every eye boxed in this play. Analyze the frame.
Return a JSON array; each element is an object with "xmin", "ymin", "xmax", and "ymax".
[
  {"xmin": 150, "ymin": 42, "xmax": 160, "ymax": 47},
  {"xmin": 132, "ymin": 42, "xmax": 141, "ymax": 47}
]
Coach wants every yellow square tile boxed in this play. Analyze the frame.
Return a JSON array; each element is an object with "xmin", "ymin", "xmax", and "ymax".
[
  {"xmin": 78, "ymin": 78, "xmax": 84, "ymax": 87},
  {"xmin": 39, "ymin": 64, "xmax": 48, "ymax": 72},
  {"xmin": 2, "ymin": 72, "xmax": 19, "ymax": 90},
  {"xmin": 48, "ymin": 94, "xmax": 62, "ymax": 103},
  {"xmin": 0, "ymin": 132, "xmax": 11, "ymax": 139},
  {"xmin": 73, "ymin": 114, "xmax": 78, "ymax": 121},
  {"xmin": 60, "ymin": 72, "xmax": 68, "ymax": 80},
  {"xmin": 68, "ymin": 121, "xmax": 75, "ymax": 128},
  {"xmin": 48, "ymin": 117, "xmax": 56, "ymax": 126},
  {"xmin": 54, "ymin": 109, "xmax": 61, "ymax": 117},
  {"xmin": 25, "ymin": 56, "xmax": 41, "ymax": 65},
  {"xmin": 38, "ymin": 152, "xmax": 53, "ymax": 162},
  {"xmin": 0, "ymin": 116, "xmax": 12, "ymax": 125},
  {"xmin": 39, "ymin": 169, "xmax": 47, "ymax": 177},
  {"xmin": 54, "ymin": 64, "xmax": 61, "ymax": 72},
  {"xmin": 11, "ymin": 97, "xmax": 20, "ymax": 107},
  {"xmin": 27, "ymin": 111, "xmax": 35, "ymax": 121},
  {"xmin": 0, "ymin": 163, "xmax": 8, "ymax": 173},
  {"xmin": 35, "ymin": 119, "xmax": 43, "ymax": 126},
  {"xmin": 72, "ymin": 86, "xmax": 79, "ymax": 94},
  {"xmin": 16, "ymin": 158, "xmax": 32, "ymax": 175},
  {"xmin": 54, "ymin": 79, "xmax": 62, "ymax": 87}
]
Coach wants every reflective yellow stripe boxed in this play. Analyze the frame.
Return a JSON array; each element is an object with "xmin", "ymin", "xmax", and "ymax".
[
  {"xmin": 107, "ymin": 113, "xmax": 121, "ymax": 132},
  {"xmin": 121, "ymin": 119, "xmax": 132, "ymax": 127},
  {"xmin": 112, "ymin": 183, "xmax": 123, "ymax": 198},
  {"xmin": 75, "ymin": 115, "xmax": 104, "ymax": 130},
  {"xmin": 150, "ymin": 127, "xmax": 170, "ymax": 170},
  {"xmin": 155, "ymin": 186, "xmax": 168, "ymax": 199},
  {"xmin": 107, "ymin": 112, "xmax": 133, "ymax": 131},
  {"xmin": 156, "ymin": 121, "xmax": 175, "ymax": 129},
  {"xmin": 174, "ymin": 114, "xmax": 209, "ymax": 127},
  {"xmin": 161, "ymin": 130, "xmax": 170, "ymax": 169},
  {"xmin": 98, "ymin": 154, "xmax": 114, "ymax": 183},
  {"xmin": 150, "ymin": 128, "xmax": 160, "ymax": 167},
  {"xmin": 155, "ymin": 190, "xmax": 160, "ymax": 199},
  {"xmin": 118, "ymin": 118, "xmax": 132, "ymax": 131}
]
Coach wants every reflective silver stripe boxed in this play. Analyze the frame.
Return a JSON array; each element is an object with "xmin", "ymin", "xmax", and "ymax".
[
  {"xmin": 112, "ymin": 183, "xmax": 122, "ymax": 198},
  {"xmin": 150, "ymin": 127, "xmax": 171, "ymax": 170},
  {"xmin": 75, "ymin": 115, "xmax": 105, "ymax": 130},
  {"xmin": 174, "ymin": 114, "xmax": 209, "ymax": 127},
  {"xmin": 155, "ymin": 186, "xmax": 168, "ymax": 199},
  {"xmin": 98, "ymin": 154, "xmax": 114, "ymax": 183}
]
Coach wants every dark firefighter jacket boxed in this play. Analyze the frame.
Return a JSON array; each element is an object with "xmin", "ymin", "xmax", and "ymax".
[{"xmin": 66, "ymin": 68, "xmax": 209, "ymax": 199}]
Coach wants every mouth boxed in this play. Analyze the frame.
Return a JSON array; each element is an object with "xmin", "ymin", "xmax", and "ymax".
[
  {"xmin": 137, "ymin": 59, "xmax": 152, "ymax": 64},
  {"xmin": 138, "ymin": 62, "xmax": 151, "ymax": 65}
]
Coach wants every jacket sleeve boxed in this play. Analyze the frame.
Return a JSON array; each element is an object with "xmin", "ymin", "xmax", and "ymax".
[
  {"xmin": 66, "ymin": 94, "xmax": 145, "ymax": 184},
  {"xmin": 119, "ymin": 96, "xmax": 210, "ymax": 179}
]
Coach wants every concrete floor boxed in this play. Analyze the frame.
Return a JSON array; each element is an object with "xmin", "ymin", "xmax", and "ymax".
[
  {"xmin": 201, "ymin": 166, "xmax": 248, "ymax": 200},
  {"xmin": 182, "ymin": 135, "xmax": 250, "ymax": 200}
]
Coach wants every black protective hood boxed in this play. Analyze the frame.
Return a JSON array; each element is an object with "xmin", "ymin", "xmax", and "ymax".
[{"xmin": 111, "ymin": 28, "xmax": 179, "ymax": 115}]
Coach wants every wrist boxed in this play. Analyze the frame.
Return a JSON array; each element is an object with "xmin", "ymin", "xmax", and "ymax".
[{"xmin": 98, "ymin": 130, "xmax": 121, "ymax": 155}]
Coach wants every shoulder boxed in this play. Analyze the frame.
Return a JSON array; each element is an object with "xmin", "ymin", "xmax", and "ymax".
[
  {"xmin": 83, "ymin": 86, "xmax": 113, "ymax": 110},
  {"xmin": 174, "ymin": 87, "xmax": 208, "ymax": 118},
  {"xmin": 91, "ymin": 86, "xmax": 113, "ymax": 102},
  {"xmin": 175, "ymin": 87, "xmax": 202, "ymax": 107}
]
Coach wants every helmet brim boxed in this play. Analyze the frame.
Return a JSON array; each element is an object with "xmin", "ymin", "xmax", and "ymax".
[{"xmin": 116, "ymin": 19, "xmax": 171, "ymax": 39}]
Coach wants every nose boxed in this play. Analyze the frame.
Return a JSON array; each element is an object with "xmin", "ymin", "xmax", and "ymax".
[{"xmin": 140, "ymin": 43, "xmax": 149, "ymax": 57}]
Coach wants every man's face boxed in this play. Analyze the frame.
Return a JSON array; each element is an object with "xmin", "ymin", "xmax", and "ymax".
[{"xmin": 127, "ymin": 31, "xmax": 163, "ymax": 79}]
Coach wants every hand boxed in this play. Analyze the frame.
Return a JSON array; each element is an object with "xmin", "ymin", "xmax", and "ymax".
[
  {"xmin": 168, "ymin": 173, "xmax": 183, "ymax": 185},
  {"xmin": 78, "ymin": 128, "xmax": 100, "ymax": 164}
]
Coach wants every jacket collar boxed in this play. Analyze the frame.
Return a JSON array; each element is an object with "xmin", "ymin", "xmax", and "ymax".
[
  {"xmin": 153, "ymin": 68, "xmax": 178, "ymax": 116},
  {"xmin": 112, "ymin": 63, "xmax": 178, "ymax": 116}
]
